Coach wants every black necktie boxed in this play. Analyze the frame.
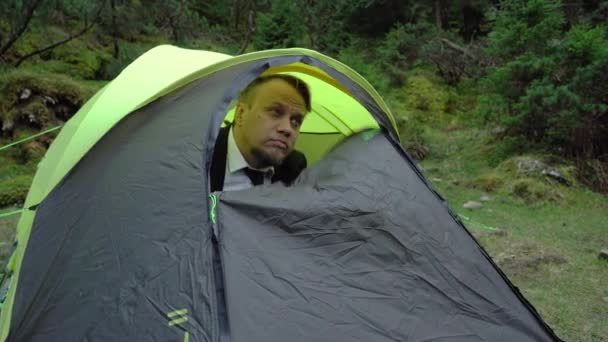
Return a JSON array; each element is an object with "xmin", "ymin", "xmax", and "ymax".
[{"xmin": 244, "ymin": 168, "xmax": 265, "ymax": 186}]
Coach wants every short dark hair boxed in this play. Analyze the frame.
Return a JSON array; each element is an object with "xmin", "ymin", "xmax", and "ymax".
[{"xmin": 239, "ymin": 74, "xmax": 311, "ymax": 112}]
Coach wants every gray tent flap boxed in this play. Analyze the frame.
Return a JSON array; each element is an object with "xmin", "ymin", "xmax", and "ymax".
[{"xmin": 217, "ymin": 131, "xmax": 556, "ymax": 342}]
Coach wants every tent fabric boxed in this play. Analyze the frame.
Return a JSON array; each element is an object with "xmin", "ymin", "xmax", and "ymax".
[
  {"xmin": 0, "ymin": 46, "xmax": 560, "ymax": 341},
  {"xmin": 218, "ymin": 132, "xmax": 554, "ymax": 341}
]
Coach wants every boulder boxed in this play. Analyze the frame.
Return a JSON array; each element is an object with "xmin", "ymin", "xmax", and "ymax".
[{"xmin": 599, "ymin": 249, "xmax": 608, "ymax": 261}]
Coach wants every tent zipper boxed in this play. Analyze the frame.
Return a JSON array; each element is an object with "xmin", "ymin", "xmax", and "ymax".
[{"xmin": 208, "ymin": 193, "xmax": 225, "ymax": 342}]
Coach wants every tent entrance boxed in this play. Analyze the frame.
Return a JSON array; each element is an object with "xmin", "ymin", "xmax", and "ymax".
[{"xmin": 221, "ymin": 63, "xmax": 381, "ymax": 165}]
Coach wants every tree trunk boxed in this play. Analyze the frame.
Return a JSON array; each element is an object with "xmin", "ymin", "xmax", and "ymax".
[
  {"xmin": 435, "ymin": 0, "xmax": 443, "ymax": 31},
  {"xmin": 111, "ymin": 0, "xmax": 120, "ymax": 59}
]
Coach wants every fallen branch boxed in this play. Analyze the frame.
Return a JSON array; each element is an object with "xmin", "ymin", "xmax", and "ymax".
[
  {"xmin": 436, "ymin": 37, "xmax": 477, "ymax": 60},
  {"xmin": 14, "ymin": 3, "xmax": 104, "ymax": 67}
]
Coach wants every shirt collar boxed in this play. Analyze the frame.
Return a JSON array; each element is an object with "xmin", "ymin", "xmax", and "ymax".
[{"xmin": 227, "ymin": 127, "xmax": 274, "ymax": 175}]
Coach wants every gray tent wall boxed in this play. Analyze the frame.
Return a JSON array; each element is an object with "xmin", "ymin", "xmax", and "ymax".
[{"xmin": 7, "ymin": 55, "xmax": 560, "ymax": 341}]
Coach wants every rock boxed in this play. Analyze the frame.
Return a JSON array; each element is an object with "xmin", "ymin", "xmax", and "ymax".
[
  {"xmin": 479, "ymin": 195, "xmax": 491, "ymax": 202},
  {"xmin": 463, "ymin": 201, "xmax": 483, "ymax": 209},
  {"xmin": 517, "ymin": 159, "xmax": 546, "ymax": 174},
  {"xmin": 42, "ymin": 95, "xmax": 57, "ymax": 105},
  {"xmin": 431, "ymin": 178, "xmax": 442, "ymax": 182},
  {"xmin": 20, "ymin": 88, "xmax": 32, "ymax": 100},
  {"xmin": 542, "ymin": 169, "xmax": 569, "ymax": 185},
  {"xmin": 2, "ymin": 119, "xmax": 14, "ymax": 132},
  {"xmin": 515, "ymin": 158, "xmax": 571, "ymax": 186},
  {"xmin": 603, "ymin": 297, "xmax": 608, "ymax": 303},
  {"xmin": 599, "ymin": 249, "xmax": 608, "ymax": 261}
]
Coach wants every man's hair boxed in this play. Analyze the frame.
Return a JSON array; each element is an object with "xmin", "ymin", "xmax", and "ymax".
[{"xmin": 239, "ymin": 74, "xmax": 311, "ymax": 112}]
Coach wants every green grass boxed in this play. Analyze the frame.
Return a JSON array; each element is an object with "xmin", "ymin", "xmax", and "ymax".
[
  {"xmin": 419, "ymin": 126, "xmax": 608, "ymax": 341},
  {"xmin": 0, "ymin": 207, "xmax": 19, "ymax": 268}
]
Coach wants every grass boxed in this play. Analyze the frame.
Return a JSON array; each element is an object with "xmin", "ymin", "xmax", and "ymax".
[
  {"xmin": 419, "ymin": 126, "xmax": 608, "ymax": 341},
  {"xmin": 0, "ymin": 207, "xmax": 18, "ymax": 268}
]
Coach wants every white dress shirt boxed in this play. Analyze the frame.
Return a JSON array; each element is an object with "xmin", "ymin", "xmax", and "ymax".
[{"xmin": 222, "ymin": 127, "xmax": 274, "ymax": 191}]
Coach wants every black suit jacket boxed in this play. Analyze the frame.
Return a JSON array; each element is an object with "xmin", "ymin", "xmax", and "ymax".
[{"xmin": 210, "ymin": 126, "xmax": 307, "ymax": 192}]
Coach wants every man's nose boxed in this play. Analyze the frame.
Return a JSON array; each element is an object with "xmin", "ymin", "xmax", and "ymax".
[{"xmin": 277, "ymin": 117, "xmax": 293, "ymax": 136}]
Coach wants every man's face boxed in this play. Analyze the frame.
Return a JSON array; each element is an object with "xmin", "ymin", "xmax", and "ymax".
[{"xmin": 235, "ymin": 79, "xmax": 307, "ymax": 169}]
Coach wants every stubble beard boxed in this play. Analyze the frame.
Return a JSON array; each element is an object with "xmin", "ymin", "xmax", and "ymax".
[{"xmin": 251, "ymin": 147, "xmax": 285, "ymax": 169}]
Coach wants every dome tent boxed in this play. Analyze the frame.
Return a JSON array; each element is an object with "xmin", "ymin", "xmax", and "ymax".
[{"xmin": 0, "ymin": 46, "xmax": 559, "ymax": 341}]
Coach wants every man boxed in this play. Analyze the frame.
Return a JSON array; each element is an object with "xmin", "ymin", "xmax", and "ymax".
[
  {"xmin": 209, "ymin": 74, "xmax": 311, "ymax": 342},
  {"xmin": 210, "ymin": 74, "xmax": 311, "ymax": 192}
]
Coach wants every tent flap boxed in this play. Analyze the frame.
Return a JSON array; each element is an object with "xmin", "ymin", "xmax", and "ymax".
[{"xmin": 216, "ymin": 132, "xmax": 558, "ymax": 342}]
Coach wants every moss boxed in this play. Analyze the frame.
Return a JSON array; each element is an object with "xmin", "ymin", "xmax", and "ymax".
[{"xmin": 0, "ymin": 174, "xmax": 33, "ymax": 207}]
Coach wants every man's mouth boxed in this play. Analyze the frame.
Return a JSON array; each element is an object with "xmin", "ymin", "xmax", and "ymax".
[{"xmin": 268, "ymin": 139, "xmax": 288, "ymax": 150}]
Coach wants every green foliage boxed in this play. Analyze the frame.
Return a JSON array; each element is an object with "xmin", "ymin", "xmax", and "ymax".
[
  {"xmin": 376, "ymin": 24, "xmax": 420, "ymax": 86},
  {"xmin": 405, "ymin": 75, "xmax": 449, "ymax": 119},
  {"xmin": 486, "ymin": 0, "xmax": 564, "ymax": 59},
  {"xmin": 336, "ymin": 42, "xmax": 389, "ymax": 92},
  {"xmin": 253, "ymin": 1, "xmax": 303, "ymax": 50},
  {"xmin": 477, "ymin": 0, "xmax": 608, "ymax": 192}
]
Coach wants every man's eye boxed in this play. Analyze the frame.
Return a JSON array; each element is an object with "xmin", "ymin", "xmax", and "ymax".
[{"xmin": 291, "ymin": 118, "xmax": 302, "ymax": 128}]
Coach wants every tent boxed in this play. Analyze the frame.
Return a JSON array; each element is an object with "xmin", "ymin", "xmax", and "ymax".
[{"xmin": 0, "ymin": 46, "xmax": 560, "ymax": 341}]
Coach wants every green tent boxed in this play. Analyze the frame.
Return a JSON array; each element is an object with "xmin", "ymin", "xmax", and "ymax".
[{"xmin": 0, "ymin": 46, "xmax": 559, "ymax": 341}]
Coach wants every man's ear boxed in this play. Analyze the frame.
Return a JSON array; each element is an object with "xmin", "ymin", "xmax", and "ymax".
[{"xmin": 235, "ymin": 102, "xmax": 246, "ymax": 127}]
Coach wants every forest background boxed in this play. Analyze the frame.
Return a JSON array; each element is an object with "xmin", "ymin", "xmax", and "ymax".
[{"xmin": 0, "ymin": 0, "xmax": 607, "ymax": 340}]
